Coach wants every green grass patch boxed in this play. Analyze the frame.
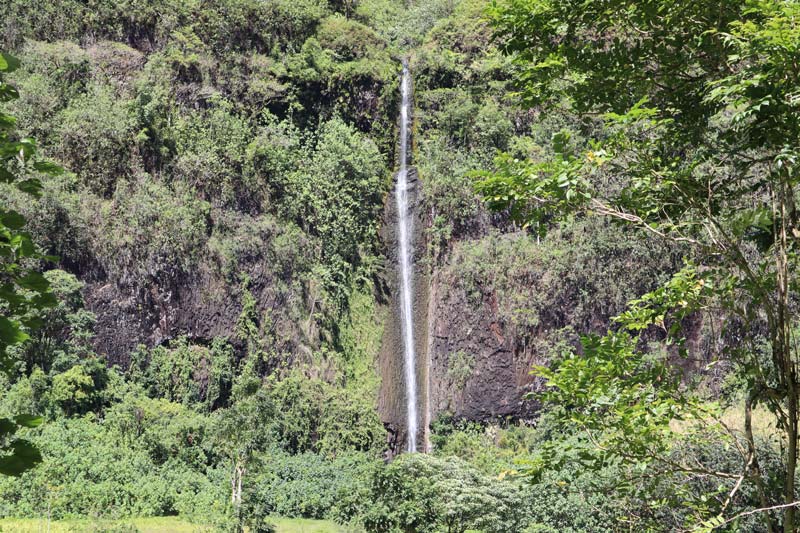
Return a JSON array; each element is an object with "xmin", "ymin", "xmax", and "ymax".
[
  {"xmin": 0, "ymin": 517, "xmax": 348, "ymax": 533},
  {"xmin": 0, "ymin": 517, "xmax": 207, "ymax": 532},
  {"xmin": 270, "ymin": 517, "xmax": 350, "ymax": 532}
]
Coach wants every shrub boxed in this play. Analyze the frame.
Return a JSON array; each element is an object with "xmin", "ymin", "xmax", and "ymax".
[
  {"xmin": 248, "ymin": 450, "xmax": 379, "ymax": 520},
  {"xmin": 129, "ymin": 336, "xmax": 234, "ymax": 410},
  {"xmin": 104, "ymin": 394, "xmax": 212, "ymax": 469},
  {"xmin": 17, "ymin": 270, "xmax": 93, "ymax": 369},
  {"xmin": 92, "ymin": 178, "xmax": 210, "ymax": 287},
  {"xmin": 351, "ymin": 454, "xmax": 530, "ymax": 533},
  {"xmin": 278, "ymin": 117, "xmax": 386, "ymax": 307},
  {"xmin": 51, "ymin": 84, "xmax": 135, "ymax": 197},
  {"xmin": 170, "ymin": 97, "xmax": 252, "ymax": 208},
  {"xmin": 270, "ymin": 370, "xmax": 385, "ymax": 456},
  {"xmin": 446, "ymin": 349, "xmax": 475, "ymax": 390}
]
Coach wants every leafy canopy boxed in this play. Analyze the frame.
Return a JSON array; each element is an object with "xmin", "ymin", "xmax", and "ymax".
[
  {"xmin": 0, "ymin": 50, "xmax": 63, "ymax": 476},
  {"xmin": 480, "ymin": 0, "xmax": 800, "ymax": 529}
]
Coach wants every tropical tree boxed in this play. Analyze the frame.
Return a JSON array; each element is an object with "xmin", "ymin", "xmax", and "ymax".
[
  {"xmin": 360, "ymin": 454, "xmax": 529, "ymax": 533},
  {"xmin": 213, "ymin": 375, "xmax": 274, "ymax": 531},
  {"xmin": 0, "ymin": 50, "xmax": 62, "ymax": 476},
  {"xmin": 479, "ymin": 1, "xmax": 800, "ymax": 530}
]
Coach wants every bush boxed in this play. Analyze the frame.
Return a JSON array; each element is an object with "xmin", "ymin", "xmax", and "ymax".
[
  {"xmin": 350, "ymin": 454, "xmax": 530, "ymax": 533},
  {"xmin": 446, "ymin": 221, "xmax": 679, "ymax": 339},
  {"xmin": 170, "ymin": 97, "xmax": 252, "ymax": 208},
  {"xmin": 104, "ymin": 394, "xmax": 212, "ymax": 469},
  {"xmin": 16, "ymin": 269, "xmax": 96, "ymax": 375},
  {"xmin": 242, "ymin": 112, "xmax": 304, "ymax": 213},
  {"xmin": 92, "ymin": 178, "xmax": 210, "ymax": 287},
  {"xmin": 0, "ymin": 395, "xmax": 225, "ymax": 520},
  {"xmin": 248, "ymin": 450, "xmax": 378, "ymax": 520},
  {"xmin": 51, "ymin": 84, "xmax": 135, "ymax": 197},
  {"xmin": 6, "ymin": 41, "xmax": 91, "ymax": 140},
  {"xmin": 270, "ymin": 370, "xmax": 385, "ymax": 456},
  {"xmin": 128, "ymin": 336, "xmax": 234, "ymax": 410},
  {"xmin": 0, "ymin": 417, "xmax": 172, "ymax": 518}
]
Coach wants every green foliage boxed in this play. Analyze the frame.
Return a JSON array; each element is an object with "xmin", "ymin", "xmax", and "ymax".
[
  {"xmin": 248, "ymin": 451, "xmax": 379, "ymax": 520},
  {"xmin": 1, "ymin": 358, "xmax": 119, "ymax": 420},
  {"xmin": 171, "ymin": 97, "xmax": 252, "ymax": 208},
  {"xmin": 1, "ymin": 0, "xmax": 402, "ymax": 362},
  {"xmin": 445, "ymin": 222, "xmax": 676, "ymax": 343},
  {"xmin": 429, "ymin": 416, "xmax": 537, "ymax": 475},
  {"xmin": 49, "ymin": 359, "xmax": 112, "ymax": 416},
  {"xmin": 0, "ymin": 413, "xmax": 225, "ymax": 519},
  {"xmin": 51, "ymin": 84, "xmax": 134, "ymax": 197},
  {"xmin": 2, "ymin": 1, "xmax": 727, "ymax": 530},
  {"xmin": 317, "ymin": 16, "xmax": 387, "ymax": 64},
  {"xmin": 270, "ymin": 370, "xmax": 384, "ymax": 456},
  {"xmin": 483, "ymin": 0, "xmax": 800, "ymax": 529},
  {"xmin": 16, "ymin": 269, "xmax": 95, "ymax": 375},
  {"xmin": 104, "ymin": 393, "xmax": 212, "ymax": 470},
  {"xmin": 94, "ymin": 179, "xmax": 210, "ymax": 287},
  {"xmin": 6, "ymin": 41, "xmax": 90, "ymax": 140},
  {"xmin": 0, "ymin": 50, "xmax": 67, "ymax": 477},
  {"xmin": 242, "ymin": 111, "xmax": 303, "ymax": 213},
  {"xmin": 447, "ymin": 350, "xmax": 474, "ymax": 390},
  {"xmin": 279, "ymin": 117, "xmax": 386, "ymax": 307},
  {"xmin": 351, "ymin": 453, "xmax": 530, "ymax": 533},
  {"xmin": 130, "ymin": 337, "xmax": 234, "ymax": 410}
]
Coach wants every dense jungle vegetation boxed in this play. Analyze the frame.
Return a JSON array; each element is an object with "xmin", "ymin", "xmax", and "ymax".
[{"xmin": 1, "ymin": 0, "xmax": 799, "ymax": 531}]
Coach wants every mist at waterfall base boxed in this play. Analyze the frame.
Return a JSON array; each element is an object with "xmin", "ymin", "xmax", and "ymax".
[{"xmin": 395, "ymin": 59, "xmax": 418, "ymax": 453}]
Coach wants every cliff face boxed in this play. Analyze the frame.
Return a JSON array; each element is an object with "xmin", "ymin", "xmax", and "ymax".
[
  {"xmin": 415, "ymin": 219, "xmax": 707, "ymax": 428},
  {"xmin": 425, "ymin": 264, "xmax": 541, "ymax": 422},
  {"xmin": 4, "ymin": 1, "xmax": 705, "ymax": 446},
  {"xmin": 83, "ymin": 237, "xmax": 313, "ymax": 369}
]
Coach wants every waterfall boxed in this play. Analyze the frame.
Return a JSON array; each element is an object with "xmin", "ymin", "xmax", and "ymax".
[{"xmin": 396, "ymin": 59, "xmax": 418, "ymax": 453}]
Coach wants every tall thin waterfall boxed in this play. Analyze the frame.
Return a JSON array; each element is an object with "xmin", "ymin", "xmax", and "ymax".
[{"xmin": 396, "ymin": 59, "xmax": 418, "ymax": 453}]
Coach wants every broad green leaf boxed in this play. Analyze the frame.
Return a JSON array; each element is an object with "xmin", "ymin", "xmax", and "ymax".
[
  {"xmin": 0, "ymin": 53, "xmax": 20, "ymax": 73},
  {"xmin": 15, "ymin": 178, "xmax": 43, "ymax": 197},
  {"xmin": 32, "ymin": 161, "xmax": 64, "ymax": 175},
  {"xmin": 0, "ymin": 418, "xmax": 15, "ymax": 436},
  {"xmin": 17, "ymin": 271, "xmax": 49, "ymax": 292},
  {"xmin": 0, "ymin": 316, "xmax": 28, "ymax": 345},
  {"xmin": 0, "ymin": 83, "xmax": 19, "ymax": 102},
  {"xmin": 13, "ymin": 414, "xmax": 43, "ymax": 428},
  {"xmin": 0, "ymin": 283, "xmax": 24, "ymax": 308},
  {"xmin": 0, "ymin": 439, "xmax": 42, "ymax": 476},
  {"xmin": 0, "ymin": 112, "xmax": 16, "ymax": 130},
  {"xmin": 1, "ymin": 211, "xmax": 26, "ymax": 230}
]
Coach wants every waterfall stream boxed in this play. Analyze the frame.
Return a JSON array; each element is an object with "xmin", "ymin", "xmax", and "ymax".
[{"xmin": 396, "ymin": 59, "xmax": 418, "ymax": 453}]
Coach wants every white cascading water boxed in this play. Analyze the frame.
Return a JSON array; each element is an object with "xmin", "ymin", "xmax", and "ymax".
[{"xmin": 396, "ymin": 59, "xmax": 418, "ymax": 453}]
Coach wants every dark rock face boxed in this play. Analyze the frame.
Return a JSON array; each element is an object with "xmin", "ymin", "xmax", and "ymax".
[
  {"xmin": 83, "ymin": 254, "xmax": 310, "ymax": 368},
  {"xmin": 426, "ymin": 267, "xmax": 542, "ymax": 422},
  {"xmin": 85, "ymin": 269, "xmax": 238, "ymax": 366}
]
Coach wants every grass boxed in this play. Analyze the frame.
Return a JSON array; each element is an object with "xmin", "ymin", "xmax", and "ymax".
[
  {"xmin": 271, "ymin": 517, "xmax": 350, "ymax": 532},
  {"xmin": 0, "ymin": 517, "xmax": 349, "ymax": 533},
  {"xmin": 669, "ymin": 400, "xmax": 779, "ymax": 444},
  {"xmin": 0, "ymin": 517, "xmax": 207, "ymax": 533}
]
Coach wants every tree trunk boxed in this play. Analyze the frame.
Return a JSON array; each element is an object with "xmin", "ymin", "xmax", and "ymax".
[
  {"xmin": 747, "ymin": 392, "xmax": 776, "ymax": 533},
  {"xmin": 231, "ymin": 459, "xmax": 245, "ymax": 506},
  {"xmin": 777, "ymin": 180, "xmax": 797, "ymax": 533},
  {"xmin": 785, "ymin": 390, "xmax": 797, "ymax": 533}
]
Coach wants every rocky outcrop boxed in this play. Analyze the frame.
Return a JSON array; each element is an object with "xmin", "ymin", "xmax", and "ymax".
[
  {"xmin": 425, "ymin": 263, "xmax": 542, "ymax": 423},
  {"xmin": 84, "ymin": 267, "xmax": 241, "ymax": 366},
  {"xmin": 83, "ymin": 246, "xmax": 313, "ymax": 368}
]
